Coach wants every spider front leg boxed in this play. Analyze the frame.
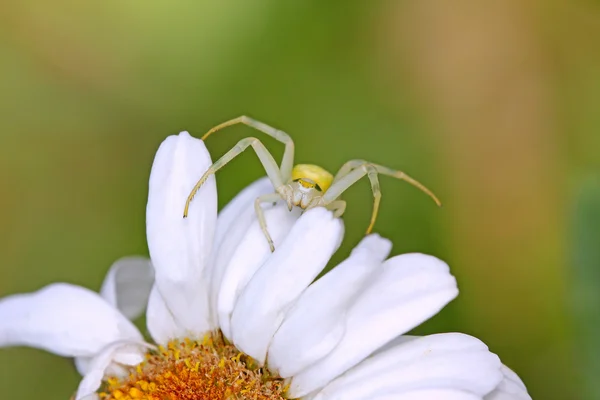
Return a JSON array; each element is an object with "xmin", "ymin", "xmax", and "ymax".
[
  {"xmin": 322, "ymin": 161, "xmax": 441, "ymax": 234},
  {"xmin": 333, "ymin": 160, "xmax": 441, "ymax": 207},
  {"xmin": 202, "ymin": 116, "xmax": 295, "ymax": 182},
  {"xmin": 183, "ymin": 137, "xmax": 285, "ymax": 217},
  {"xmin": 321, "ymin": 164, "xmax": 381, "ymax": 234},
  {"xmin": 254, "ymin": 193, "xmax": 282, "ymax": 252},
  {"xmin": 325, "ymin": 200, "xmax": 347, "ymax": 218}
]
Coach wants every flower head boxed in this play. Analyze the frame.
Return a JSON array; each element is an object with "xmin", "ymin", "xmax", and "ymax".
[{"xmin": 0, "ymin": 132, "xmax": 531, "ymax": 400}]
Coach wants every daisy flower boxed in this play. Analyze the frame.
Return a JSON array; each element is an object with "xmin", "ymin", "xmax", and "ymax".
[{"xmin": 0, "ymin": 132, "xmax": 531, "ymax": 400}]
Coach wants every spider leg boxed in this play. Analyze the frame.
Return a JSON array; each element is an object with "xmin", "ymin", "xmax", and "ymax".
[
  {"xmin": 323, "ymin": 160, "xmax": 440, "ymax": 234},
  {"xmin": 202, "ymin": 116, "xmax": 295, "ymax": 181},
  {"xmin": 184, "ymin": 137, "xmax": 284, "ymax": 217},
  {"xmin": 325, "ymin": 200, "xmax": 347, "ymax": 218},
  {"xmin": 333, "ymin": 160, "xmax": 441, "ymax": 206},
  {"xmin": 321, "ymin": 164, "xmax": 381, "ymax": 234},
  {"xmin": 332, "ymin": 159, "xmax": 367, "ymax": 181},
  {"xmin": 254, "ymin": 193, "xmax": 282, "ymax": 252}
]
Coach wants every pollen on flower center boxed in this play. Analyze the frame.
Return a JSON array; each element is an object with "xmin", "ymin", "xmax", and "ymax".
[{"xmin": 100, "ymin": 334, "xmax": 287, "ymax": 400}]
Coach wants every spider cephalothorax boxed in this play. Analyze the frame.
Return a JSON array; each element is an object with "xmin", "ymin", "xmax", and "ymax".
[
  {"xmin": 183, "ymin": 116, "xmax": 440, "ymax": 251},
  {"xmin": 277, "ymin": 164, "xmax": 333, "ymax": 210}
]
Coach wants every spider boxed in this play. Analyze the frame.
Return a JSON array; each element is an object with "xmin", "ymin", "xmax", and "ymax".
[{"xmin": 183, "ymin": 116, "xmax": 441, "ymax": 251}]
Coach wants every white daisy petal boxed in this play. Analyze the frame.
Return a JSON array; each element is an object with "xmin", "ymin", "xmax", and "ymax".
[
  {"xmin": 146, "ymin": 131, "xmax": 218, "ymax": 336},
  {"xmin": 371, "ymin": 334, "xmax": 419, "ymax": 356},
  {"xmin": 230, "ymin": 208, "xmax": 344, "ymax": 365},
  {"xmin": 209, "ymin": 207, "xmax": 259, "ymax": 329},
  {"xmin": 146, "ymin": 285, "xmax": 182, "ymax": 344},
  {"xmin": 209, "ymin": 178, "xmax": 283, "ymax": 327},
  {"xmin": 0, "ymin": 283, "xmax": 141, "ymax": 357},
  {"xmin": 99, "ymin": 256, "xmax": 154, "ymax": 320},
  {"xmin": 72, "ymin": 257, "xmax": 154, "ymax": 374},
  {"xmin": 289, "ymin": 254, "xmax": 458, "ymax": 397},
  {"xmin": 370, "ymin": 389, "xmax": 482, "ymax": 400},
  {"xmin": 213, "ymin": 177, "xmax": 274, "ymax": 251},
  {"xmin": 268, "ymin": 234, "xmax": 391, "ymax": 377},
  {"xmin": 485, "ymin": 365, "xmax": 532, "ymax": 400},
  {"xmin": 75, "ymin": 356, "xmax": 92, "ymax": 375},
  {"xmin": 77, "ymin": 355, "xmax": 134, "ymax": 379},
  {"xmin": 217, "ymin": 204, "xmax": 300, "ymax": 340},
  {"xmin": 76, "ymin": 341, "xmax": 150, "ymax": 400},
  {"xmin": 311, "ymin": 333, "xmax": 502, "ymax": 400}
]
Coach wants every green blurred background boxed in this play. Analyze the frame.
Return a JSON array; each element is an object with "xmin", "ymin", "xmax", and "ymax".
[{"xmin": 1, "ymin": 1, "xmax": 599, "ymax": 399}]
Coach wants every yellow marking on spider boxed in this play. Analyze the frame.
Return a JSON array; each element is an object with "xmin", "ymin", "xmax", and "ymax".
[{"xmin": 292, "ymin": 164, "xmax": 333, "ymax": 191}]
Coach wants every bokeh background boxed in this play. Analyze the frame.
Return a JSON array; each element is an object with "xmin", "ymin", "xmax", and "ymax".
[{"xmin": 1, "ymin": 1, "xmax": 599, "ymax": 399}]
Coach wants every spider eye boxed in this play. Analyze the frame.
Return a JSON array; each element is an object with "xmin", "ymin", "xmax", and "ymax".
[{"xmin": 293, "ymin": 178, "xmax": 322, "ymax": 191}]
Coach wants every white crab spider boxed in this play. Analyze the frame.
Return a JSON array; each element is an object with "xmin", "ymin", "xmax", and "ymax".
[{"xmin": 184, "ymin": 116, "xmax": 441, "ymax": 251}]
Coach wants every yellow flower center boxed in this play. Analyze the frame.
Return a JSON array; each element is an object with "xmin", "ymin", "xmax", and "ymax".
[{"xmin": 100, "ymin": 334, "xmax": 286, "ymax": 400}]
